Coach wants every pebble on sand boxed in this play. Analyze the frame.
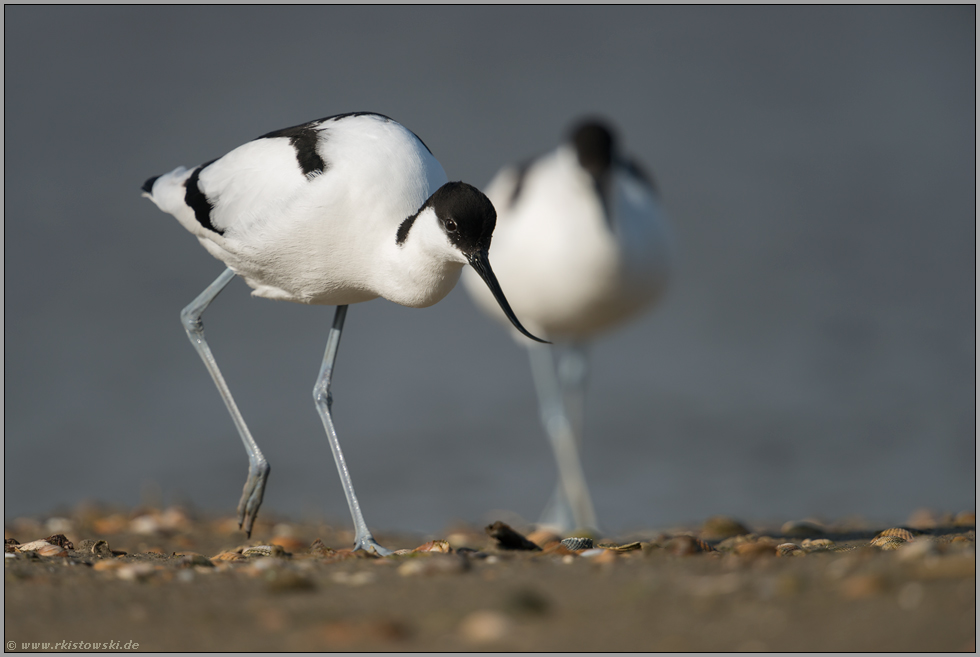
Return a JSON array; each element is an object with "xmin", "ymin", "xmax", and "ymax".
[
  {"xmin": 700, "ymin": 516, "xmax": 751, "ymax": 540},
  {"xmin": 459, "ymin": 610, "xmax": 515, "ymax": 644},
  {"xmin": 485, "ymin": 522, "xmax": 542, "ymax": 551}
]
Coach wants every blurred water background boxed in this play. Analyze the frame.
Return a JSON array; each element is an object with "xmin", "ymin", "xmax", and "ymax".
[{"xmin": 4, "ymin": 6, "xmax": 975, "ymax": 534}]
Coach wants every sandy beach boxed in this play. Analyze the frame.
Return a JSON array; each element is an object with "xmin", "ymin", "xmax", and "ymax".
[{"xmin": 4, "ymin": 505, "xmax": 974, "ymax": 652}]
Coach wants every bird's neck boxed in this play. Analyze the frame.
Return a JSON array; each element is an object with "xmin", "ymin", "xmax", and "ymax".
[{"xmin": 374, "ymin": 213, "xmax": 466, "ymax": 308}]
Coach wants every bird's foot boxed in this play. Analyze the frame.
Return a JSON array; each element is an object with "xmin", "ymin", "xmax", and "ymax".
[
  {"xmin": 236, "ymin": 460, "xmax": 271, "ymax": 537},
  {"xmin": 353, "ymin": 535, "xmax": 393, "ymax": 557}
]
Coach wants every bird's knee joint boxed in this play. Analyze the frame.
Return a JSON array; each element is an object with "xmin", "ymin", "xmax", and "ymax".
[
  {"xmin": 180, "ymin": 307, "xmax": 204, "ymax": 335},
  {"xmin": 313, "ymin": 387, "xmax": 333, "ymax": 408}
]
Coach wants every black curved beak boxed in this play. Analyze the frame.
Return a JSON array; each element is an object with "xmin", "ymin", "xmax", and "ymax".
[{"xmin": 467, "ymin": 250, "xmax": 550, "ymax": 344}]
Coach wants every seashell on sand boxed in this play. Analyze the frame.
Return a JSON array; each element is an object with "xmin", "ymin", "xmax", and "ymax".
[
  {"xmin": 242, "ymin": 545, "xmax": 287, "ymax": 558},
  {"xmin": 15, "ymin": 540, "xmax": 56, "ymax": 552},
  {"xmin": 776, "ymin": 543, "xmax": 805, "ymax": 557},
  {"xmin": 36, "ymin": 543, "xmax": 69, "ymax": 557},
  {"xmin": 870, "ymin": 535, "xmax": 907, "ymax": 550},
  {"xmin": 875, "ymin": 527, "xmax": 916, "ymax": 542},
  {"xmin": 412, "ymin": 539, "xmax": 452, "ymax": 554},
  {"xmin": 560, "ymin": 537, "xmax": 593, "ymax": 551}
]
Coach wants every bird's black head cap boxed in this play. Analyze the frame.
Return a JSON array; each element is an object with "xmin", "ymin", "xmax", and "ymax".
[
  {"xmin": 428, "ymin": 181, "xmax": 497, "ymax": 255},
  {"xmin": 571, "ymin": 119, "xmax": 616, "ymax": 179}
]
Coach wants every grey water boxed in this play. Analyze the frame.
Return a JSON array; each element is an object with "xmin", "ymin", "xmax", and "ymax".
[{"xmin": 4, "ymin": 6, "xmax": 975, "ymax": 535}]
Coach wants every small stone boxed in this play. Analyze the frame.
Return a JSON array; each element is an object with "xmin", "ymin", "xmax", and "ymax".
[
  {"xmin": 953, "ymin": 511, "xmax": 975, "ymax": 527},
  {"xmin": 330, "ymin": 570, "xmax": 376, "ymax": 586},
  {"xmin": 504, "ymin": 589, "xmax": 550, "ymax": 616},
  {"xmin": 44, "ymin": 534, "xmax": 74, "ymax": 550},
  {"xmin": 665, "ymin": 535, "xmax": 711, "ymax": 556},
  {"xmin": 93, "ymin": 515, "xmax": 128, "ymax": 535},
  {"xmin": 446, "ymin": 531, "xmax": 484, "ymax": 550},
  {"xmin": 540, "ymin": 542, "xmax": 575, "ymax": 556},
  {"xmin": 397, "ymin": 554, "xmax": 469, "ymax": 576},
  {"xmin": 459, "ymin": 610, "xmax": 514, "ymax": 644},
  {"xmin": 906, "ymin": 508, "xmax": 950, "ymax": 530},
  {"xmin": 117, "ymin": 563, "xmax": 159, "ymax": 581},
  {"xmin": 591, "ymin": 549, "xmax": 619, "ymax": 564},
  {"xmin": 780, "ymin": 520, "xmax": 825, "ymax": 538},
  {"xmin": 701, "ymin": 516, "xmax": 750, "ymax": 540},
  {"xmin": 735, "ymin": 542, "xmax": 776, "ymax": 558},
  {"xmin": 268, "ymin": 536, "xmax": 306, "ymax": 553},
  {"xmin": 897, "ymin": 582, "xmax": 925, "ymax": 610},
  {"xmin": 485, "ymin": 522, "xmax": 541, "ymax": 551},
  {"xmin": 265, "ymin": 570, "xmax": 316, "ymax": 593},
  {"xmin": 526, "ymin": 529, "xmax": 561, "ymax": 549},
  {"xmin": 45, "ymin": 517, "xmax": 73, "ymax": 534},
  {"xmin": 716, "ymin": 534, "xmax": 757, "ymax": 550},
  {"xmin": 176, "ymin": 553, "xmax": 214, "ymax": 568},
  {"xmin": 895, "ymin": 538, "xmax": 940, "ymax": 561},
  {"xmin": 309, "ymin": 538, "xmax": 336, "ymax": 557},
  {"xmin": 840, "ymin": 574, "xmax": 886, "ymax": 599}
]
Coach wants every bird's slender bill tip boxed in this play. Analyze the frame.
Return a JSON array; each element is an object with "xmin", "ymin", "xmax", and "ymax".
[{"xmin": 467, "ymin": 251, "xmax": 550, "ymax": 344}]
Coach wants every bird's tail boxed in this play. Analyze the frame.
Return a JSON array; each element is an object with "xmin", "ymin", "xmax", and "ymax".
[{"xmin": 141, "ymin": 166, "xmax": 192, "ymax": 214}]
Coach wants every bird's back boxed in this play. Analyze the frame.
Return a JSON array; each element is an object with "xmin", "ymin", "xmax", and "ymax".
[{"xmin": 144, "ymin": 113, "xmax": 448, "ymax": 305}]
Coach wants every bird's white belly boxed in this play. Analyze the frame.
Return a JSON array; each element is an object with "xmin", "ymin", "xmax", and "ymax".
[
  {"xmin": 470, "ymin": 183, "xmax": 671, "ymax": 340},
  {"xmin": 495, "ymin": 236, "xmax": 667, "ymax": 339}
]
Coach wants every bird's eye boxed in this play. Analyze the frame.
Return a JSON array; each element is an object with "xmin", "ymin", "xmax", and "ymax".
[{"xmin": 445, "ymin": 219, "xmax": 458, "ymax": 232}]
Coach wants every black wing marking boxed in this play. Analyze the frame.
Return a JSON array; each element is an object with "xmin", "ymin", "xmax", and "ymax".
[
  {"xmin": 184, "ymin": 158, "xmax": 222, "ymax": 234},
  {"xmin": 508, "ymin": 158, "xmax": 537, "ymax": 209},
  {"xmin": 256, "ymin": 122, "xmax": 327, "ymax": 177},
  {"xmin": 621, "ymin": 157, "xmax": 658, "ymax": 195},
  {"xmin": 256, "ymin": 112, "xmax": 434, "ymax": 168}
]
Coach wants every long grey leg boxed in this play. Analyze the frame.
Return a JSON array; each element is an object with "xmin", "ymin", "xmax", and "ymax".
[
  {"xmin": 312, "ymin": 305, "xmax": 390, "ymax": 556},
  {"xmin": 180, "ymin": 267, "xmax": 270, "ymax": 537},
  {"xmin": 528, "ymin": 342, "xmax": 598, "ymax": 533}
]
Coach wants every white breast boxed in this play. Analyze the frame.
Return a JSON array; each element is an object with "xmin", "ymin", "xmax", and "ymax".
[{"xmin": 463, "ymin": 146, "xmax": 672, "ymax": 340}]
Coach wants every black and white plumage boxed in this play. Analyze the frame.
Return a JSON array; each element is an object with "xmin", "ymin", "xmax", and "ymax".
[
  {"xmin": 143, "ymin": 112, "xmax": 544, "ymax": 555},
  {"xmin": 462, "ymin": 118, "xmax": 672, "ymax": 533}
]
